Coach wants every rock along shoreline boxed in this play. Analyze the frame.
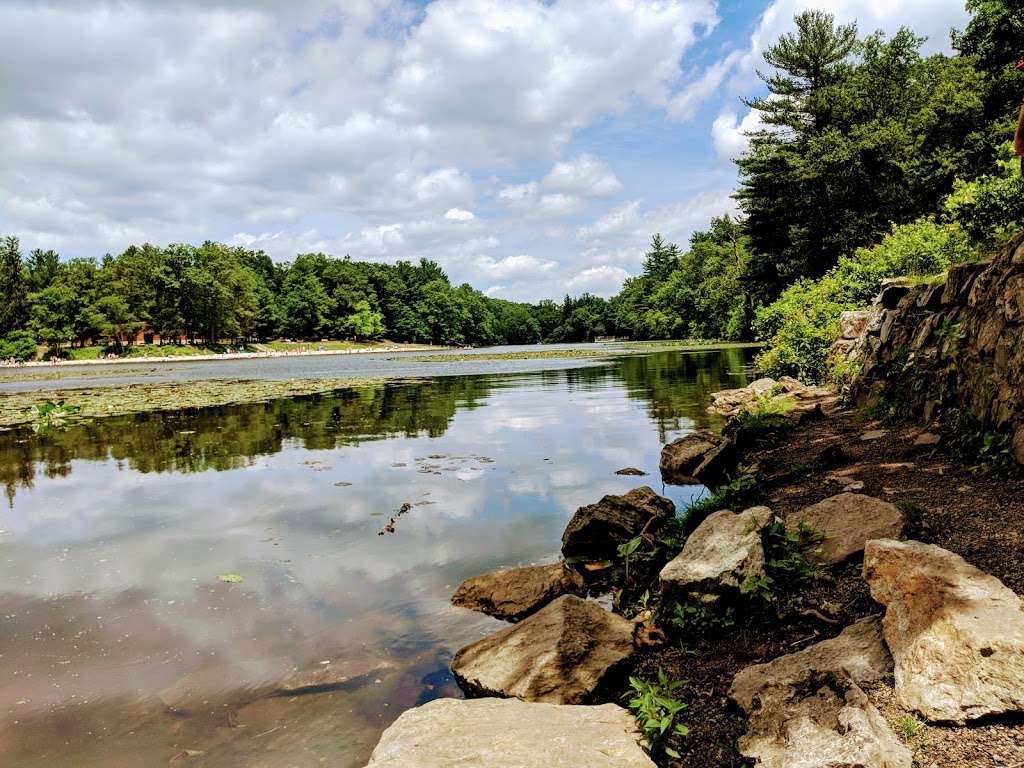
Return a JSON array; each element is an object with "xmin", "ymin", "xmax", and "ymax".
[{"xmin": 363, "ymin": 371, "xmax": 1024, "ymax": 768}]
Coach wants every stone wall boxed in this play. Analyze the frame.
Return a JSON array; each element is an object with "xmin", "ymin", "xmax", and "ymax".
[{"xmin": 837, "ymin": 230, "xmax": 1024, "ymax": 464}]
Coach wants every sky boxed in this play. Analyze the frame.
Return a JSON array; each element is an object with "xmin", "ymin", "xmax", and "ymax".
[{"xmin": 0, "ymin": 0, "xmax": 971, "ymax": 302}]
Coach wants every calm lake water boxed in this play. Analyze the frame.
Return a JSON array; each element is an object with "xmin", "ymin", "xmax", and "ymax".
[{"xmin": 0, "ymin": 347, "xmax": 754, "ymax": 767}]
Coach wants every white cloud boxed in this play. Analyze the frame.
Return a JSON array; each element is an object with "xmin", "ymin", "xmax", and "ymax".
[
  {"xmin": 711, "ymin": 108, "xmax": 764, "ymax": 160},
  {"xmin": 444, "ymin": 207, "xmax": 476, "ymax": 221},
  {"xmin": 475, "ymin": 254, "xmax": 557, "ymax": 280},
  {"xmin": 575, "ymin": 191, "xmax": 736, "ymax": 273},
  {"xmin": 667, "ymin": 50, "xmax": 744, "ymax": 121},
  {"xmin": 542, "ymin": 154, "xmax": 622, "ymax": 197},
  {"xmin": 577, "ymin": 200, "xmax": 643, "ymax": 241},
  {"xmin": 566, "ymin": 265, "xmax": 630, "ymax": 296}
]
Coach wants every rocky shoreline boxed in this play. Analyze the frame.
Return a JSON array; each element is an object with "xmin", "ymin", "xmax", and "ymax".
[{"xmin": 363, "ymin": 376, "xmax": 1024, "ymax": 767}]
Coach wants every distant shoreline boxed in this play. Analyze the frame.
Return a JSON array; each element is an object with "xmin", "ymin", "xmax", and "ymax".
[{"xmin": 2, "ymin": 343, "xmax": 446, "ymax": 370}]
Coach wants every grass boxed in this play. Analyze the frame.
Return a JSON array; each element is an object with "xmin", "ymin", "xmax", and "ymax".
[
  {"xmin": 894, "ymin": 714, "xmax": 921, "ymax": 741},
  {"xmin": 0, "ymin": 376, "xmax": 396, "ymax": 430}
]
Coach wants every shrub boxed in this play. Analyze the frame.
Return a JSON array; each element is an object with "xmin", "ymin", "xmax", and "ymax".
[
  {"xmin": 945, "ymin": 143, "xmax": 1024, "ymax": 245},
  {"xmin": 0, "ymin": 330, "xmax": 38, "ymax": 362},
  {"xmin": 754, "ymin": 218, "xmax": 975, "ymax": 382}
]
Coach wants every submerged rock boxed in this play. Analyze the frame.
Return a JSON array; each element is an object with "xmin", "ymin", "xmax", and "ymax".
[
  {"xmin": 786, "ymin": 493, "xmax": 904, "ymax": 564},
  {"xmin": 276, "ymin": 656, "xmax": 394, "ymax": 696},
  {"xmin": 730, "ymin": 618, "xmax": 909, "ymax": 768},
  {"xmin": 659, "ymin": 430, "xmax": 734, "ymax": 485},
  {"xmin": 451, "ymin": 594, "xmax": 635, "ymax": 704},
  {"xmin": 561, "ymin": 486, "xmax": 675, "ymax": 560},
  {"xmin": 365, "ymin": 697, "xmax": 655, "ymax": 767},
  {"xmin": 863, "ymin": 539, "xmax": 1024, "ymax": 723},
  {"xmin": 451, "ymin": 563, "xmax": 586, "ymax": 622},
  {"xmin": 659, "ymin": 506, "xmax": 773, "ymax": 603}
]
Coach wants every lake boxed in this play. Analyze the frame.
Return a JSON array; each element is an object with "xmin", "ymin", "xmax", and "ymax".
[{"xmin": 0, "ymin": 346, "xmax": 754, "ymax": 767}]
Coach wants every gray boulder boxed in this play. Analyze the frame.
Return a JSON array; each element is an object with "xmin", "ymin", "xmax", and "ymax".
[
  {"xmin": 451, "ymin": 595, "xmax": 635, "ymax": 704},
  {"xmin": 786, "ymin": 493, "xmax": 905, "ymax": 564},
  {"xmin": 561, "ymin": 486, "xmax": 675, "ymax": 560},
  {"xmin": 863, "ymin": 539, "xmax": 1024, "ymax": 723},
  {"xmin": 451, "ymin": 563, "xmax": 586, "ymax": 622},
  {"xmin": 659, "ymin": 506, "xmax": 773, "ymax": 603},
  {"xmin": 365, "ymin": 697, "xmax": 655, "ymax": 767},
  {"xmin": 730, "ymin": 618, "xmax": 910, "ymax": 768}
]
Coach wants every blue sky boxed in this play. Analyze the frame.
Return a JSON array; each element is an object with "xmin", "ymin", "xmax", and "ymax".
[{"xmin": 0, "ymin": 0, "xmax": 970, "ymax": 301}]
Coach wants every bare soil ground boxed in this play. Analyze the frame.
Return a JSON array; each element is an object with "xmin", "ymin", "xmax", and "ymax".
[{"xmin": 611, "ymin": 405, "xmax": 1024, "ymax": 768}]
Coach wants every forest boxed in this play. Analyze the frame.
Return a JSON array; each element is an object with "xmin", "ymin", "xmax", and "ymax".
[{"xmin": 1, "ymin": 1, "xmax": 1021, "ymax": 372}]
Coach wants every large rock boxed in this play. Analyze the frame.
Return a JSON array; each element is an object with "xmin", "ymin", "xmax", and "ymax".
[
  {"xmin": 561, "ymin": 486, "xmax": 675, "ymax": 560},
  {"xmin": 730, "ymin": 618, "xmax": 910, "ymax": 768},
  {"xmin": 863, "ymin": 539, "xmax": 1024, "ymax": 723},
  {"xmin": 660, "ymin": 506, "xmax": 773, "ymax": 603},
  {"xmin": 708, "ymin": 378, "xmax": 779, "ymax": 416},
  {"xmin": 451, "ymin": 563, "xmax": 586, "ymax": 622},
  {"xmin": 730, "ymin": 617, "xmax": 892, "ymax": 711},
  {"xmin": 737, "ymin": 677, "xmax": 911, "ymax": 768},
  {"xmin": 451, "ymin": 595, "xmax": 634, "ymax": 704},
  {"xmin": 365, "ymin": 697, "xmax": 655, "ymax": 767},
  {"xmin": 659, "ymin": 430, "xmax": 734, "ymax": 485},
  {"xmin": 786, "ymin": 493, "xmax": 905, "ymax": 564}
]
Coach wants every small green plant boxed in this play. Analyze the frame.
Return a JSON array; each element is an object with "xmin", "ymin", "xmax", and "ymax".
[
  {"xmin": 683, "ymin": 473, "xmax": 760, "ymax": 531},
  {"xmin": 617, "ymin": 535, "xmax": 643, "ymax": 583},
  {"xmin": 627, "ymin": 669, "xmax": 690, "ymax": 759},
  {"xmin": 894, "ymin": 714, "xmax": 921, "ymax": 741},
  {"xmin": 761, "ymin": 520, "xmax": 827, "ymax": 590},
  {"xmin": 740, "ymin": 573, "xmax": 776, "ymax": 603},
  {"xmin": 669, "ymin": 600, "xmax": 736, "ymax": 634}
]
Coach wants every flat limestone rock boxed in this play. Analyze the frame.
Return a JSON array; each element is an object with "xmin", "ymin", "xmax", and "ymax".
[
  {"xmin": 365, "ymin": 697, "xmax": 655, "ymax": 767},
  {"xmin": 730, "ymin": 618, "xmax": 908, "ymax": 768},
  {"xmin": 738, "ymin": 678, "xmax": 911, "ymax": 768},
  {"xmin": 561, "ymin": 486, "xmax": 675, "ymax": 560},
  {"xmin": 787, "ymin": 493, "xmax": 904, "ymax": 564},
  {"xmin": 660, "ymin": 507, "xmax": 772, "ymax": 602},
  {"xmin": 451, "ymin": 594, "xmax": 635, "ymax": 704},
  {"xmin": 730, "ymin": 617, "xmax": 891, "ymax": 711},
  {"xmin": 451, "ymin": 563, "xmax": 586, "ymax": 622},
  {"xmin": 863, "ymin": 539, "xmax": 1024, "ymax": 723}
]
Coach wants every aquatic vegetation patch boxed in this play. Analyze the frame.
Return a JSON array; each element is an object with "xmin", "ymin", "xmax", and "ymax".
[{"xmin": 0, "ymin": 376, "xmax": 398, "ymax": 429}]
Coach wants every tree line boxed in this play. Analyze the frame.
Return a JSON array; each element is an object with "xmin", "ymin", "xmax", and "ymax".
[
  {"xmin": 609, "ymin": 1, "xmax": 1023, "ymax": 379},
  {"xmin": 0, "ymin": 238, "xmax": 634, "ymax": 359}
]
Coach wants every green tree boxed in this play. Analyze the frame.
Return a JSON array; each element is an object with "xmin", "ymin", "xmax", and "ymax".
[
  {"xmin": 0, "ymin": 237, "xmax": 28, "ymax": 336},
  {"xmin": 29, "ymin": 284, "xmax": 76, "ymax": 352},
  {"xmin": 26, "ymin": 249, "xmax": 61, "ymax": 293},
  {"xmin": 342, "ymin": 300, "xmax": 386, "ymax": 340}
]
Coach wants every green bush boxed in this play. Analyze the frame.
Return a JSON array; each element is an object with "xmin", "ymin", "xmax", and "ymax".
[
  {"xmin": 754, "ymin": 218, "xmax": 975, "ymax": 382},
  {"xmin": 945, "ymin": 143, "xmax": 1024, "ymax": 245},
  {"xmin": 0, "ymin": 330, "xmax": 38, "ymax": 361}
]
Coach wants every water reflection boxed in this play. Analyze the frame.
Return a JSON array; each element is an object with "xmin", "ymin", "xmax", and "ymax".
[{"xmin": 0, "ymin": 348, "xmax": 752, "ymax": 767}]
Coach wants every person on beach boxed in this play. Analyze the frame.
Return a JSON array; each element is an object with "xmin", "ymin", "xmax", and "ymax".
[{"xmin": 1016, "ymin": 57, "xmax": 1024, "ymax": 174}]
